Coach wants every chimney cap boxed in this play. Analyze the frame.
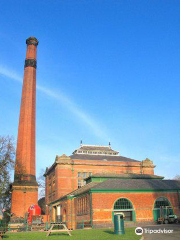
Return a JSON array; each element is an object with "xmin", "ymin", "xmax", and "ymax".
[{"xmin": 26, "ymin": 37, "xmax": 39, "ymax": 46}]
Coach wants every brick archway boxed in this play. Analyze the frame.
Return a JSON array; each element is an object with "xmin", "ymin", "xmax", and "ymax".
[
  {"xmin": 63, "ymin": 209, "xmax": 67, "ymax": 223},
  {"xmin": 153, "ymin": 197, "xmax": 172, "ymax": 221},
  {"xmin": 113, "ymin": 198, "xmax": 135, "ymax": 222}
]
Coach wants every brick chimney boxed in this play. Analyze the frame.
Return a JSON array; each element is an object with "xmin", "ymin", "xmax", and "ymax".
[{"xmin": 11, "ymin": 37, "xmax": 39, "ymax": 218}]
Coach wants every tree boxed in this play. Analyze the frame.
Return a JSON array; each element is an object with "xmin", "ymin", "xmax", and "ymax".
[
  {"xmin": 38, "ymin": 197, "xmax": 45, "ymax": 215},
  {"xmin": 37, "ymin": 168, "xmax": 46, "ymax": 198},
  {"xmin": 174, "ymin": 175, "xmax": 180, "ymax": 180},
  {"xmin": 0, "ymin": 136, "xmax": 15, "ymax": 217}
]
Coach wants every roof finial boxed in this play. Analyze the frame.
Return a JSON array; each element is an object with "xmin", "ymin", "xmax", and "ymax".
[
  {"xmin": 80, "ymin": 140, "xmax": 83, "ymax": 146},
  {"xmin": 109, "ymin": 142, "xmax": 111, "ymax": 148}
]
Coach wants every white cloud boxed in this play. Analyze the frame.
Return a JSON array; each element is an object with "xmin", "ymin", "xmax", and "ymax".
[
  {"xmin": 0, "ymin": 65, "xmax": 22, "ymax": 83},
  {"xmin": 0, "ymin": 65, "xmax": 108, "ymax": 141}
]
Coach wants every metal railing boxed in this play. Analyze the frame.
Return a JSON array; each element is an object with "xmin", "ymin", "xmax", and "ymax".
[
  {"xmin": 1, "ymin": 220, "xmax": 93, "ymax": 232},
  {"xmin": 76, "ymin": 220, "xmax": 92, "ymax": 229}
]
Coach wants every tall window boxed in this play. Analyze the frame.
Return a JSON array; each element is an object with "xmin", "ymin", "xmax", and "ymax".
[{"xmin": 77, "ymin": 196, "xmax": 88, "ymax": 215}]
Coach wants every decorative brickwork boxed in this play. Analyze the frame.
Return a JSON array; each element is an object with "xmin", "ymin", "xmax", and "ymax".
[{"xmin": 24, "ymin": 59, "xmax": 37, "ymax": 69}]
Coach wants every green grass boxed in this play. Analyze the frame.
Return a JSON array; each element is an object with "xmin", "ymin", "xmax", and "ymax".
[{"xmin": 5, "ymin": 228, "xmax": 141, "ymax": 240}]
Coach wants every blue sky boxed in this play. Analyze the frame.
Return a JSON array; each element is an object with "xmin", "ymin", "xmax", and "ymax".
[{"xmin": 0, "ymin": 0, "xmax": 180, "ymax": 179}]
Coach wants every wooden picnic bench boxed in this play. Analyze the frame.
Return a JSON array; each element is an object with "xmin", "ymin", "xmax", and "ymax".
[
  {"xmin": 0, "ymin": 230, "xmax": 6, "ymax": 239},
  {"xmin": 46, "ymin": 223, "xmax": 72, "ymax": 237}
]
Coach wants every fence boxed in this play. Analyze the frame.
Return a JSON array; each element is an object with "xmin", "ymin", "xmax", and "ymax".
[
  {"xmin": 76, "ymin": 220, "xmax": 92, "ymax": 229},
  {"xmin": 0, "ymin": 220, "xmax": 93, "ymax": 232},
  {"xmin": 0, "ymin": 222, "xmax": 51, "ymax": 232}
]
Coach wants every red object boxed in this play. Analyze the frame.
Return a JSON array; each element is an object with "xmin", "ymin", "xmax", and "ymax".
[{"xmin": 28, "ymin": 204, "xmax": 41, "ymax": 223}]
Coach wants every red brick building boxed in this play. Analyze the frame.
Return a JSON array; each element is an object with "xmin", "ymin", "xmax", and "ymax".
[
  {"xmin": 44, "ymin": 144, "xmax": 180, "ymax": 228},
  {"xmin": 44, "ymin": 144, "xmax": 155, "ymax": 205}
]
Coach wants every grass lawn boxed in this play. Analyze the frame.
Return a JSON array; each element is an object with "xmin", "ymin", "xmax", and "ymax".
[{"xmin": 5, "ymin": 228, "xmax": 141, "ymax": 240}]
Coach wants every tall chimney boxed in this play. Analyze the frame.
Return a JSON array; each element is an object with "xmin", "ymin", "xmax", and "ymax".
[{"xmin": 11, "ymin": 37, "xmax": 39, "ymax": 218}]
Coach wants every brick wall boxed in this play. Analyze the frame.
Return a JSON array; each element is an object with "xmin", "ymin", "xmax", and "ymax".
[
  {"xmin": 11, "ymin": 187, "xmax": 38, "ymax": 217},
  {"xmin": 45, "ymin": 158, "xmax": 154, "ymax": 204},
  {"xmin": 91, "ymin": 192, "xmax": 180, "ymax": 228}
]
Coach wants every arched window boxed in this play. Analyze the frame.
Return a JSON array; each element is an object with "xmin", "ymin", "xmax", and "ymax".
[
  {"xmin": 154, "ymin": 197, "xmax": 170, "ymax": 208},
  {"xmin": 114, "ymin": 198, "xmax": 133, "ymax": 210},
  {"xmin": 113, "ymin": 198, "xmax": 134, "ymax": 221},
  {"xmin": 153, "ymin": 197, "xmax": 172, "ymax": 221}
]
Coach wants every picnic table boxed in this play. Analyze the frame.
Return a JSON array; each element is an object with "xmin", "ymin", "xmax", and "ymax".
[
  {"xmin": 46, "ymin": 223, "xmax": 72, "ymax": 237},
  {"xmin": 0, "ymin": 230, "xmax": 6, "ymax": 239}
]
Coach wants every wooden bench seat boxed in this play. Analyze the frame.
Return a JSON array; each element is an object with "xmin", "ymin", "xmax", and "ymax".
[{"xmin": 0, "ymin": 230, "xmax": 6, "ymax": 239}]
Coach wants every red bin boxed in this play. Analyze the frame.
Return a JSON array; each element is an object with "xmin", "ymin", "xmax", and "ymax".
[{"xmin": 28, "ymin": 204, "xmax": 41, "ymax": 223}]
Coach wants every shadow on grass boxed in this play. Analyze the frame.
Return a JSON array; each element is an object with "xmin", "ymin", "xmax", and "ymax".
[
  {"xmin": 49, "ymin": 232, "xmax": 70, "ymax": 236},
  {"xmin": 104, "ymin": 230, "xmax": 114, "ymax": 235},
  {"xmin": 3, "ymin": 235, "xmax": 9, "ymax": 238}
]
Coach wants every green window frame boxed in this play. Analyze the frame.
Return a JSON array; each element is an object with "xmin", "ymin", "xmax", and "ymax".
[
  {"xmin": 113, "ymin": 198, "xmax": 135, "ymax": 222},
  {"xmin": 114, "ymin": 198, "xmax": 133, "ymax": 210},
  {"xmin": 154, "ymin": 197, "xmax": 170, "ymax": 208}
]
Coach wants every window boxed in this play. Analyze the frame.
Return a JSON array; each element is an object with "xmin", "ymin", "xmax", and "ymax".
[
  {"xmin": 48, "ymin": 194, "xmax": 52, "ymax": 202},
  {"xmin": 49, "ymin": 184, "xmax": 52, "ymax": 193},
  {"xmin": 83, "ymin": 172, "xmax": 87, "ymax": 178},
  {"xmin": 113, "ymin": 198, "xmax": 134, "ymax": 221},
  {"xmin": 114, "ymin": 198, "xmax": 133, "ymax": 210},
  {"xmin": 78, "ymin": 180, "xmax": 81, "ymax": 188},
  {"xmin": 77, "ymin": 196, "xmax": 88, "ymax": 215},
  {"xmin": 77, "ymin": 172, "xmax": 92, "ymax": 188},
  {"xmin": 153, "ymin": 197, "xmax": 172, "ymax": 221},
  {"xmin": 154, "ymin": 197, "xmax": 170, "ymax": 208},
  {"xmin": 52, "ymin": 181, "xmax": 55, "ymax": 192}
]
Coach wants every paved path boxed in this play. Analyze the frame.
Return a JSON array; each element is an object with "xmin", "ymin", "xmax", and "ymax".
[{"xmin": 142, "ymin": 224, "xmax": 180, "ymax": 240}]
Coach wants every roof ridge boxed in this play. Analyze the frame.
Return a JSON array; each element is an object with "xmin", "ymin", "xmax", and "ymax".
[{"xmin": 81, "ymin": 144, "xmax": 111, "ymax": 147}]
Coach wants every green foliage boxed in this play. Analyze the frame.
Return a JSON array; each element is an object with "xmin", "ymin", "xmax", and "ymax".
[
  {"xmin": 5, "ymin": 228, "xmax": 141, "ymax": 240},
  {"xmin": 0, "ymin": 136, "xmax": 15, "ymax": 217}
]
